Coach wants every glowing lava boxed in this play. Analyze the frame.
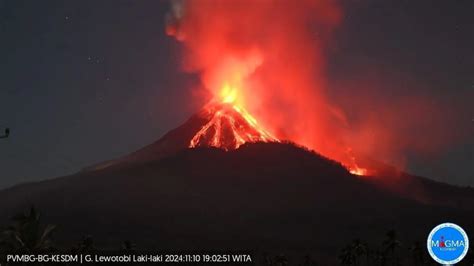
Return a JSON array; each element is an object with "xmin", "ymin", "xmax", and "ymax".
[
  {"xmin": 189, "ymin": 83, "xmax": 367, "ymax": 176},
  {"xmin": 342, "ymin": 148, "xmax": 368, "ymax": 176},
  {"xmin": 189, "ymin": 85, "xmax": 278, "ymax": 150}
]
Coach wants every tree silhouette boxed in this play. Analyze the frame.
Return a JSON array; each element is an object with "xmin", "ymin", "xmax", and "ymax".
[
  {"xmin": 409, "ymin": 241, "xmax": 424, "ymax": 265},
  {"xmin": 352, "ymin": 238, "xmax": 369, "ymax": 266},
  {"xmin": 0, "ymin": 206, "xmax": 56, "ymax": 253},
  {"xmin": 72, "ymin": 235, "xmax": 96, "ymax": 253},
  {"xmin": 261, "ymin": 252, "xmax": 273, "ymax": 266},
  {"xmin": 0, "ymin": 128, "xmax": 9, "ymax": 139},
  {"xmin": 382, "ymin": 230, "xmax": 402, "ymax": 266},
  {"xmin": 120, "ymin": 239, "xmax": 136, "ymax": 254},
  {"xmin": 274, "ymin": 254, "xmax": 288, "ymax": 266},
  {"xmin": 339, "ymin": 244, "xmax": 355, "ymax": 266},
  {"xmin": 373, "ymin": 249, "xmax": 387, "ymax": 266},
  {"xmin": 298, "ymin": 254, "xmax": 317, "ymax": 266},
  {"xmin": 339, "ymin": 238, "xmax": 371, "ymax": 266}
]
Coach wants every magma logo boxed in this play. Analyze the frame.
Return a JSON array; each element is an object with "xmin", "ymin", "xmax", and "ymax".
[{"xmin": 427, "ymin": 223, "xmax": 469, "ymax": 264}]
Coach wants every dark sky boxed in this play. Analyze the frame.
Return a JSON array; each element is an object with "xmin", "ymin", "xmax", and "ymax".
[{"xmin": 0, "ymin": 0, "xmax": 472, "ymax": 188}]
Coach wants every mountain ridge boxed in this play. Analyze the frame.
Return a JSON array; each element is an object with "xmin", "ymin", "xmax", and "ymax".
[{"xmin": 1, "ymin": 118, "xmax": 473, "ymax": 265}]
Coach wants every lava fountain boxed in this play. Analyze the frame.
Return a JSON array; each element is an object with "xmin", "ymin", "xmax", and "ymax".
[{"xmin": 189, "ymin": 84, "xmax": 278, "ymax": 150}]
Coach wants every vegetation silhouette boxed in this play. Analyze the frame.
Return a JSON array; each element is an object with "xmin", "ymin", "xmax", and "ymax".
[
  {"xmin": 409, "ymin": 241, "xmax": 424, "ymax": 266},
  {"xmin": 299, "ymin": 254, "xmax": 317, "ymax": 266},
  {"xmin": 120, "ymin": 240, "xmax": 136, "ymax": 254},
  {"xmin": 71, "ymin": 235, "xmax": 96, "ymax": 253},
  {"xmin": 2, "ymin": 206, "xmax": 474, "ymax": 265},
  {"xmin": 382, "ymin": 230, "xmax": 402, "ymax": 266},
  {"xmin": 0, "ymin": 128, "xmax": 9, "ymax": 139},
  {"xmin": 0, "ymin": 206, "xmax": 470, "ymax": 266},
  {"xmin": 0, "ymin": 206, "xmax": 56, "ymax": 253},
  {"xmin": 338, "ymin": 231, "xmax": 414, "ymax": 266},
  {"xmin": 339, "ymin": 238, "xmax": 370, "ymax": 266}
]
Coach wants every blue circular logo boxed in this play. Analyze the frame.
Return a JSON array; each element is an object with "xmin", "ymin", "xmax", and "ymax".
[{"xmin": 427, "ymin": 223, "xmax": 469, "ymax": 265}]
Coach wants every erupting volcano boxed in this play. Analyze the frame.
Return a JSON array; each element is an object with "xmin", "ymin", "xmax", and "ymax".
[
  {"xmin": 187, "ymin": 85, "xmax": 366, "ymax": 176},
  {"xmin": 165, "ymin": 0, "xmax": 370, "ymax": 176}
]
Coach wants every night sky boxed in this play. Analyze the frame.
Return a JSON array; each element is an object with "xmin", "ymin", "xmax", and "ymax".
[{"xmin": 0, "ymin": 0, "xmax": 472, "ymax": 188}]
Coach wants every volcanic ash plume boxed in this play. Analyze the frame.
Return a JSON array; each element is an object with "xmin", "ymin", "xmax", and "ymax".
[{"xmin": 165, "ymin": 0, "xmax": 367, "ymax": 175}]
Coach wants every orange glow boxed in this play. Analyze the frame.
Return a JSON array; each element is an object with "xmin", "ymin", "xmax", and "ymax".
[
  {"xmin": 189, "ymin": 103, "xmax": 279, "ymax": 150},
  {"xmin": 167, "ymin": 0, "xmax": 373, "ymax": 176},
  {"xmin": 349, "ymin": 168, "xmax": 367, "ymax": 176},
  {"xmin": 190, "ymin": 83, "xmax": 279, "ymax": 150},
  {"xmin": 220, "ymin": 83, "xmax": 238, "ymax": 104},
  {"xmin": 345, "ymin": 148, "xmax": 368, "ymax": 176}
]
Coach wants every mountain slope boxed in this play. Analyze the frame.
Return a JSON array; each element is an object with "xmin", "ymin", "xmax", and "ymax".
[
  {"xmin": 84, "ymin": 102, "xmax": 277, "ymax": 172},
  {"xmin": 0, "ymin": 143, "xmax": 473, "ymax": 265},
  {"xmin": 1, "ymin": 103, "xmax": 474, "ymax": 264}
]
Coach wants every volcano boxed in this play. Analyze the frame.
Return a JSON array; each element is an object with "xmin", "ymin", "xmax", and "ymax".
[{"xmin": 1, "ymin": 107, "xmax": 474, "ymax": 265}]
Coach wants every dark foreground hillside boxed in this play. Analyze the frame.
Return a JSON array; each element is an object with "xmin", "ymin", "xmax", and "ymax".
[{"xmin": 0, "ymin": 143, "xmax": 473, "ymax": 265}]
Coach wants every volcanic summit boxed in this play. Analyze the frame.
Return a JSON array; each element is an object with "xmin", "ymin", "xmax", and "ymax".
[
  {"xmin": 84, "ymin": 99, "xmax": 278, "ymax": 171},
  {"xmin": 189, "ymin": 102, "xmax": 279, "ymax": 150}
]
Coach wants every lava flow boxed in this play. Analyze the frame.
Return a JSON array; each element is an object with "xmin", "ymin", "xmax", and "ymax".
[{"xmin": 189, "ymin": 86, "xmax": 279, "ymax": 150}]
